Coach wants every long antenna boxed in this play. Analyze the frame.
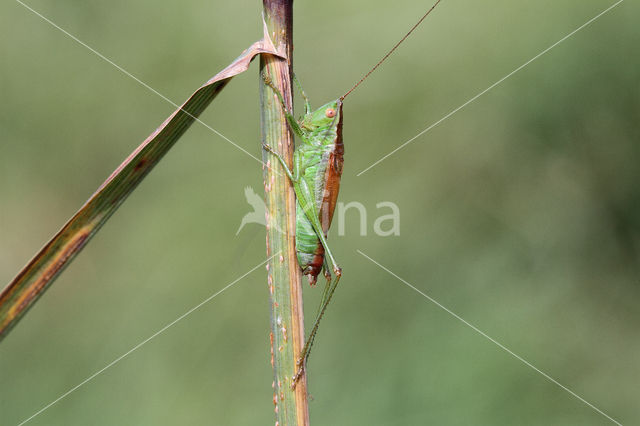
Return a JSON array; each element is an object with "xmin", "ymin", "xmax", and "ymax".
[{"xmin": 340, "ymin": 0, "xmax": 443, "ymax": 101}]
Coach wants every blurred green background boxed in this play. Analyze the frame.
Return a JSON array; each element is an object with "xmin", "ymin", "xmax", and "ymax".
[{"xmin": 1, "ymin": 0, "xmax": 638, "ymax": 424}]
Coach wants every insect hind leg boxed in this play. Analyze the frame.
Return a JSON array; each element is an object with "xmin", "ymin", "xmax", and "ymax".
[
  {"xmin": 292, "ymin": 271, "xmax": 341, "ymax": 388},
  {"xmin": 322, "ymin": 259, "xmax": 332, "ymax": 282}
]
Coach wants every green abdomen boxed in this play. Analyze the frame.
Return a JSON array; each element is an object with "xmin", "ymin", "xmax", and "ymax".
[{"xmin": 295, "ymin": 202, "xmax": 321, "ymax": 270}]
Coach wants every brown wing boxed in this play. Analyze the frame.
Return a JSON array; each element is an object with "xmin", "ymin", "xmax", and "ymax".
[{"xmin": 319, "ymin": 101, "xmax": 344, "ymax": 236}]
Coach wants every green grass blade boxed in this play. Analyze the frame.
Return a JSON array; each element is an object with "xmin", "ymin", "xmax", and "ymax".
[{"xmin": 0, "ymin": 31, "xmax": 282, "ymax": 341}]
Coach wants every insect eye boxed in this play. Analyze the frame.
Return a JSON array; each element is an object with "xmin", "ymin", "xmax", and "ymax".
[{"xmin": 325, "ymin": 108, "xmax": 336, "ymax": 118}]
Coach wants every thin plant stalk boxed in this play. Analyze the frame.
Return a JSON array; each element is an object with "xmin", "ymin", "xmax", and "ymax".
[{"xmin": 260, "ymin": 0, "xmax": 310, "ymax": 424}]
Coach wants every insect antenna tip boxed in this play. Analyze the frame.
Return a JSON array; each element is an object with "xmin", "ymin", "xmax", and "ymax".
[{"xmin": 340, "ymin": 0, "xmax": 442, "ymax": 100}]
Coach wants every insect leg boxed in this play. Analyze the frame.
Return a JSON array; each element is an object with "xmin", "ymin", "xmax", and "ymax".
[
  {"xmin": 262, "ymin": 144, "xmax": 301, "ymax": 184},
  {"xmin": 261, "ymin": 72, "xmax": 305, "ymax": 139},
  {"xmin": 310, "ymin": 265, "xmax": 333, "ymax": 341},
  {"xmin": 295, "ymin": 273, "xmax": 332, "ymax": 373},
  {"xmin": 322, "ymin": 259, "xmax": 332, "ymax": 282},
  {"xmin": 293, "ymin": 272, "xmax": 341, "ymax": 387},
  {"xmin": 315, "ymin": 269, "xmax": 332, "ymax": 317},
  {"xmin": 292, "ymin": 73, "xmax": 312, "ymax": 115}
]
